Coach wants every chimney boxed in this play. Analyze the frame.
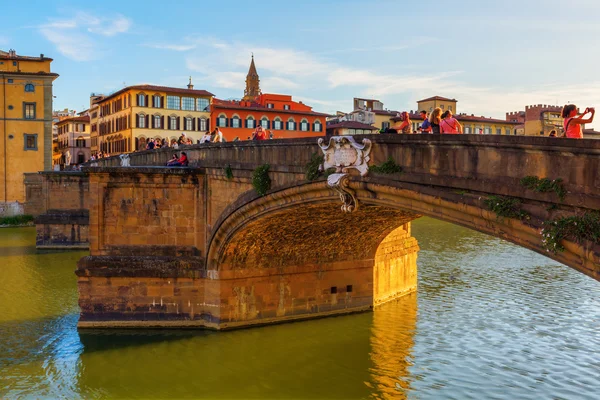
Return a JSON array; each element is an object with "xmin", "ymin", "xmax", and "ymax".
[
  {"xmin": 187, "ymin": 76, "xmax": 194, "ymax": 90},
  {"xmin": 40, "ymin": 53, "xmax": 44, "ymax": 59},
  {"xmin": 9, "ymin": 49, "xmax": 16, "ymax": 58}
]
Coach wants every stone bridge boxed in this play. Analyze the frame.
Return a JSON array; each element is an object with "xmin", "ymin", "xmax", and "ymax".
[{"xmin": 28, "ymin": 135, "xmax": 600, "ymax": 329}]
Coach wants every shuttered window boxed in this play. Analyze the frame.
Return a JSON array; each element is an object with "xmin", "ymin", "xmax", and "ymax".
[
  {"xmin": 170, "ymin": 116, "xmax": 177, "ymax": 130},
  {"xmin": 185, "ymin": 118, "xmax": 193, "ymax": 131},
  {"xmin": 314, "ymin": 121, "xmax": 322, "ymax": 132}
]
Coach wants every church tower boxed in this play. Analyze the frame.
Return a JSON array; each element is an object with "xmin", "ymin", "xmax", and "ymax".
[{"xmin": 243, "ymin": 54, "xmax": 261, "ymax": 101}]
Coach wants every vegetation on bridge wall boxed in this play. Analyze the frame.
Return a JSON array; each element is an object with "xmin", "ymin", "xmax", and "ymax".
[
  {"xmin": 484, "ymin": 195, "xmax": 529, "ymax": 221},
  {"xmin": 369, "ymin": 157, "xmax": 403, "ymax": 175},
  {"xmin": 305, "ymin": 153, "xmax": 324, "ymax": 181},
  {"xmin": 224, "ymin": 164, "xmax": 234, "ymax": 180},
  {"xmin": 541, "ymin": 212, "xmax": 600, "ymax": 253},
  {"xmin": 520, "ymin": 176, "xmax": 566, "ymax": 201},
  {"xmin": 252, "ymin": 164, "xmax": 271, "ymax": 196},
  {"xmin": 0, "ymin": 215, "xmax": 34, "ymax": 226}
]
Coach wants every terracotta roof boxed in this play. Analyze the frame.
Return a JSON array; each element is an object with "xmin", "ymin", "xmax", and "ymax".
[
  {"xmin": 417, "ymin": 96, "xmax": 457, "ymax": 102},
  {"xmin": 55, "ymin": 116, "xmax": 90, "ymax": 125},
  {"xmin": 372, "ymin": 109, "xmax": 399, "ymax": 116},
  {"xmin": 583, "ymin": 129, "xmax": 600, "ymax": 135},
  {"xmin": 0, "ymin": 71, "xmax": 59, "ymax": 77},
  {"xmin": 213, "ymin": 102, "xmax": 331, "ymax": 117},
  {"xmin": 95, "ymin": 84, "xmax": 214, "ymax": 103},
  {"xmin": 326, "ymin": 121, "xmax": 378, "ymax": 130},
  {"xmin": 0, "ymin": 50, "xmax": 53, "ymax": 62}
]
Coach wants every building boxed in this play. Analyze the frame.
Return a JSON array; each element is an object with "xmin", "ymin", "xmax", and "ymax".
[
  {"xmin": 326, "ymin": 121, "xmax": 378, "ymax": 136},
  {"xmin": 583, "ymin": 129, "xmax": 600, "ymax": 139},
  {"xmin": 211, "ymin": 57, "xmax": 329, "ymax": 141},
  {"xmin": 506, "ymin": 104, "xmax": 565, "ymax": 136},
  {"xmin": 0, "ymin": 49, "xmax": 58, "ymax": 212},
  {"xmin": 55, "ymin": 115, "xmax": 91, "ymax": 167},
  {"xmin": 417, "ymin": 96, "xmax": 457, "ymax": 114},
  {"xmin": 88, "ymin": 80, "xmax": 213, "ymax": 155}
]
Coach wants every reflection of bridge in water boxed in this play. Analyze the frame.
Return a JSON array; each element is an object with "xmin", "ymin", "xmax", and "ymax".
[{"xmin": 25, "ymin": 134, "xmax": 600, "ymax": 329}]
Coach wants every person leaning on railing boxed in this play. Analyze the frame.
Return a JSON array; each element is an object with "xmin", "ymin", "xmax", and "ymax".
[{"xmin": 561, "ymin": 104, "xmax": 595, "ymax": 138}]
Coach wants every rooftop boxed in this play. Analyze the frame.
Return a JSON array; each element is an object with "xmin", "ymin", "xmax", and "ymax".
[
  {"xmin": 55, "ymin": 116, "xmax": 90, "ymax": 125},
  {"xmin": 0, "ymin": 49, "xmax": 53, "ymax": 62},
  {"xmin": 417, "ymin": 96, "xmax": 457, "ymax": 103},
  {"xmin": 326, "ymin": 121, "xmax": 378, "ymax": 130},
  {"xmin": 94, "ymin": 84, "xmax": 214, "ymax": 103},
  {"xmin": 213, "ymin": 98, "xmax": 331, "ymax": 117}
]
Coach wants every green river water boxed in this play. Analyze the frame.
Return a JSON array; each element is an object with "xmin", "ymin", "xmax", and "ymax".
[{"xmin": 1, "ymin": 218, "xmax": 599, "ymax": 399}]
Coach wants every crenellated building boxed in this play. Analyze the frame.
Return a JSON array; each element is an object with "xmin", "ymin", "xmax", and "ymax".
[
  {"xmin": 89, "ymin": 80, "xmax": 213, "ymax": 155},
  {"xmin": 506, "ymin": 104, "xmax": 564, "ymax": 136},
  {"xmin": 0, "ymin": 49, "xmax": 58, "ymax": 212}
]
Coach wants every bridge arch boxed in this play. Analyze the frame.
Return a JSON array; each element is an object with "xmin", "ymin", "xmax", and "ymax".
[{"xmin": 207, "ymin": 177, "xmax": 596, "ymax": 281}]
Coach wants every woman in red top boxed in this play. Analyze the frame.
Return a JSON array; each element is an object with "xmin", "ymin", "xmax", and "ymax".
[
  {"xmin": 440, "ymin": 110, "xmax": 463, "ymax": 134},
  {"xmin": 393, "ymin": 112, "xmax": 412, "ymax": 134},
  {"xmin": 252, "ymin": 126, "xmax": 268, "ymax": 140},
  {"xmin": 562, "ymin": 104, "xmax": 595, "ymax": 138}
]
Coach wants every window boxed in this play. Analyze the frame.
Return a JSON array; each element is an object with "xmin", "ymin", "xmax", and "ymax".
[
  {"xmin": 24, "ymin": 83, "xmax": 34, "ymax": 92},
  {"xmin": 166, "ymin": 96, "xmax": 180, "ymax": 110},
  {"xmin": 185, "ymin": 117, "xmax": 193, "ymax": 131},
  {"xmin": 247, "ymin": 117, "xmax": 255, "ymax": 129},
  {"xmin": 232, "ymin": 116, "xmax": 241, "ymax": 128},
  {"xmin": 77, "ymin": 153, "xmax": 85, "ymax": 164},
  {"xmin": 348, "ymin": 129, "xmax": 356, "ymax": 135},
  {"xmin": 505, "ymin": 128, "xmax": 511, "ymax": 135},
  {"xmin": 284, "ymin": 105, "xmax": 290, "ymax": 110},
  {"xmin": 197, "ymin": 98, "xmax": 209, "ymax": 111},
  {"xmin": 7, "ymin": 79, "xmax": 13, "ymax": 83},
  {"xmin": 169, "ymin": 116, "xmax": 178, "ymax": 130},
  {"xmin": 300, "ymin": 119, "xmax": 309, "ymax": 131},
  {"xmin": 448, "ymin": 106, "xmax": 452, "ymax": 112},
  {"xmin": 218, "ymin": 115, "xmax": 227, "ymax": 127},
  {"xmin": 153, "ymin": 95, "xmax": 161, "ymax": 108},
  {"xmin": 76, "ymin": 136, "xmax": 85, "ymax": 147},
  {"xmin": 484, "ymin": 126, "xmax": 491, "ymax": 134},
  {"xmin": 429, "ymin": 107, "xmax": 433, "ymax": 112},
  {"xmin": 464, "ymin": 126, "xmax": 471, "ymax": 134},
  {"xmin": 273, "ymin": 118, "xmax": 282, "ymax": 130},
  {"xmin": 496, "ymin": 128, "xmax": 502, "ymax": 135},
  {"xmin": 287, "ymin": 119, "xmax": 296, "ymax": 130},
  {"xmin": 154, "ymin": 115, "xmax": 162, "ymax": 129},
  {"xmin": 267, "ymin": 103, "xmax": 274, "ymax": 109},
  {"xmin": 13, "ymin": 61, "xmax": 17, "ymax": 66},
  {"xmin": 261, "ymin": 117, "xmax": 269, "ymax": 129},
  {"xmin": 23, "ymin": 102, "xmax": 36, "ymax": 119},
  {"xmin": 314, "ymin": 121, "xmax": 322, "ymax": 132},
  {"xmin": 24, "ymin": 134, "xmax": 37, "ymax": 150},
  {"xmin": 440, "ymin": 105, "xmax": 444, "ymax": 110},
  {"xmin": 138, "ymin": 114, "xmax": 146, "ymax": 128},
  {"xmin": 137, "ymin": 94, "xmax": 146, "ymax": 107},
  {"xmin": 182, "ymin": 97, "xmax": 195, "ymax": 111},
  {"xmin": 200, "ymin": 118, "xmax": 207, "ymax": 131}
]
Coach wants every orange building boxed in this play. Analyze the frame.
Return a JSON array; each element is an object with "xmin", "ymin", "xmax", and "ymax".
[{"xmin": 211, "ymin": 57, "xmax": 329, "ymax": 141}]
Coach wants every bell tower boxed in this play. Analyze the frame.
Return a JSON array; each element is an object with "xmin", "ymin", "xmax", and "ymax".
[{"xmin": 243, "ymin": 54, "xmax": 261, "ymax": 101}]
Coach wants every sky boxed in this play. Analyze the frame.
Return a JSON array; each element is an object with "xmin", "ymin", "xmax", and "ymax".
[{"xmin": 4, "ymin": 0, "xmax": 600, "ymax": 128}]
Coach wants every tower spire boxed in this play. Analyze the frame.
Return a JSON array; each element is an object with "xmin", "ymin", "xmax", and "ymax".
[
  {"xmin": 243, "ymin": 54, "xmax": 261, "ymax": 101},
  {"xmin": 187, "ymin": 76, "xmax": 193, "ymax": 90}
]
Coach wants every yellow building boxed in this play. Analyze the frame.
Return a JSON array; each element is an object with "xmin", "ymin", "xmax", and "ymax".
[
  {"xmin": 0, "ymin": 49, "xmax": 58, "ymax": 210},
  {"xmin": 417, "ymin": 96, "xmax": 457, "ymax": 114},
  {"xmin": 89, "ymin": 80, "xmax": 213, "ymax": 155}
]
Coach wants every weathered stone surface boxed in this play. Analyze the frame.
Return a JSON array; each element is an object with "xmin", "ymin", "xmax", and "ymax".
[{"xmin": 22, "ymin": 135, "xmax": 600, "ymax": 328}]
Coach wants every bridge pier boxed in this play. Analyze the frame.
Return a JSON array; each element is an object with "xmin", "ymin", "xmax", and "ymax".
[{"xmin": 75, "ymin": 167, "xmax": 420, "ymax": 329}]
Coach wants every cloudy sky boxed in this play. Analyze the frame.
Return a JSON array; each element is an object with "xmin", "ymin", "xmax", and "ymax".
[{"xmin": 5, "ymin": 0, "xmax": 600, "ymax": 128}]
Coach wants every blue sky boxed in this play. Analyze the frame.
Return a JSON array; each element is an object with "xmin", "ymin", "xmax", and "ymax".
[{"xmin": 3, "ymin": 0, "xmax": 600, "ymax": 128}]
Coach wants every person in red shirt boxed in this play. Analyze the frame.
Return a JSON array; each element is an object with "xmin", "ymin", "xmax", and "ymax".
[
  {"xmin": 252, "ymin": 126, "xmax": 268, "ymax": 140},
  {"xmin": 168, "ymin": 152, "xmax": 188, "ymax": 166}
]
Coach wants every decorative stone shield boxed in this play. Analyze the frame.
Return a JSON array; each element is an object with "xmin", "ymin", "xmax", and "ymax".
[{"xmin": 317, "ymin": 136, "xmax": 372, "ymax": 212}]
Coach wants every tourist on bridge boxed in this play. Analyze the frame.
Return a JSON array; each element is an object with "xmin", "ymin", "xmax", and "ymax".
[
  {"xmin": 429, "ymin": 107, "xmax": 442, "ymax": 134},
  {"xmin": 393, "ymin": 112, "xmax": 412, "ymax": 134},
  {"xmin": 549, "ymin": 130, "xmax": 557, "ymax": 137},
  {"xmin": 213, "ymin": 127, "xmax": 224, "ymax": 143},
  {"xmin": 418, "ymin": 110, "xmax": 432, "ymax": 133},
  {"xmin": 562, "ymin": 105, "xmax": 595, "ymax": 138},
  {"xmin": 166, "ymin": 152, "xmax": 188, "ymax": 167},
  {"xmin": 251, "ymin": 125, "xmax": 268, "ymax": 140},
  {"xmin": 166, "ymin": 153, "xmax": 179, "ymax": 166},
  {"xmin": 440, "ymin": 110, "xmax": 463, "ymax": 134}
]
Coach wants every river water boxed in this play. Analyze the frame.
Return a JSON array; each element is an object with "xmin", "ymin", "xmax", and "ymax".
[{"xmin": 1, "ymin": 218, "xmax": 599, "ymax": 399}]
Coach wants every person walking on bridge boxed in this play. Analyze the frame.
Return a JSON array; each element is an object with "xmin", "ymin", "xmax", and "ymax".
[
  {"xmin": 440, "ymin": 110, "xmax": 463, "ymax": 134},
  {"xmin": 562, "ymin": 105, "xmax": 595, "ymax": 138}
]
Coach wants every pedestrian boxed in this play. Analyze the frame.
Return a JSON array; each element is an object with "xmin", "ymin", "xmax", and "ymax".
[
  {"xmin": 440, "ymin": 110, "xmax": 463, "ymax": 134},
  {"xmin": 429, "ymin": 107, "xmax": 442, "ymax": 134},
  {"xmin": 419, "ymin": 110, "xmax": 432, "ymax": 133},
  {"xmin": 393, "ymin": 112, "xmax": 412, "ymax": 134},
  {"xmin": 548, "ymin": 130, "xmax": 557, "ymax": 137},
  {"xmin": 562, "ymin": 105, "xmax": 595, "ymax": 138},
  {"xmin": 213, "ymin": 127, "xmax": 224, "ymax": 143}
]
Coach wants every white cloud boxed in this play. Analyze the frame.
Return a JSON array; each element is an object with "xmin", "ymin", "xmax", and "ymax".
[
  {"xmin": 0, "ymin": 36, "xmax": 8, "ymax": 46},
  {"xmin": 39, "ymin": 12, "xmax": 131, "ymax": 61},
  {"xmin": 181, "ymin": 38, "xmax": 600, "ymax": 129},
  {"xmin": 143, "ymin": 43, "xmax": 198, "ymax": 51}
]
